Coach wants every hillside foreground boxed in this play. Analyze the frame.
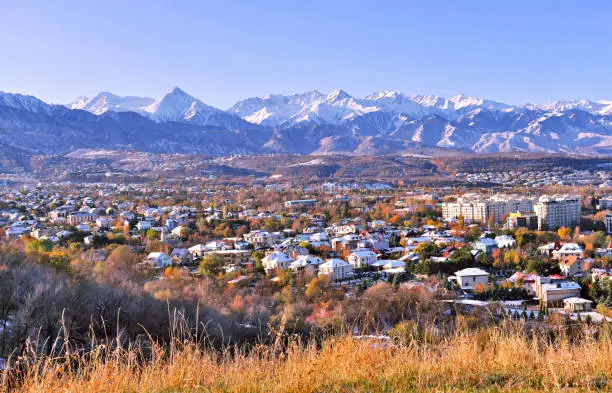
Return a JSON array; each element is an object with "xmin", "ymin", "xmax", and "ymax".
[{"xmin": 4, "ymin": 321, "xmax": 612, "ymax": 393}]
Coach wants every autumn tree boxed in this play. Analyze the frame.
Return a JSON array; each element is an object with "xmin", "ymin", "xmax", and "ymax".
[
  {"xmin": 199, "ymin": 253, "xmax": 226, "ymax": 277},
  {"xmin": 558, "ymin": 226, "xmax": 571, "ymax": 240}
]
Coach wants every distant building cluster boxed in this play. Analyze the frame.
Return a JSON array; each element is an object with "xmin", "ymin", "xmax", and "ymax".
[{"xmin": 442, "ymin": 193, "xmax": 581, "ymax": 230}]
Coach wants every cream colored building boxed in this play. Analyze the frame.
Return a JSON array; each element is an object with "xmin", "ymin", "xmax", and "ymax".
[
  {"xmin": 442, "ymin": 194, "xmax": 534, "ymax": 224},
  {"xmin": 534, "ymin": 195, "xmax": 581, "ymax": 230},
  {"xmin": 318, "ymin": 258, "xmax": 353, "ymax": 281}
]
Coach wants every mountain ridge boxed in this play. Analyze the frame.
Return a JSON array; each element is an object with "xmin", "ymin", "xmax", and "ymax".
[{"xmin": 0, "ymin": 88, "xmax": 609, "ymax": 156}]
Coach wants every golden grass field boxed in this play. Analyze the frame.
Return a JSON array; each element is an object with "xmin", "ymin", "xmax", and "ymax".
[{"xmin": 4, "ymin": 321, "xmax": 612, "ymax": 393}]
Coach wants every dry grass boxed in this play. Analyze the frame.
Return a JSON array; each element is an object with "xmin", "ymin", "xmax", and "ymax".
[{"xmin": 4, "ymin": 322, "xmax": 612, "ymax": 393}]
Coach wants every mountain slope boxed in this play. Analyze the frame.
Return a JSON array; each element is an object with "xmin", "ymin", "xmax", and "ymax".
[
  {"xmin": 69, "ymin": 92, "xmax": 154, "ymax": 115},
  {"xmin": 2, "ymin": 88, "xmax": 611, "ymax": 156}
]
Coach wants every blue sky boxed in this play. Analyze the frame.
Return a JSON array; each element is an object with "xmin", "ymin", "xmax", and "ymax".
[{"xmin": 1, "ymin": 1, "xmax": 611, "ymax": 108}]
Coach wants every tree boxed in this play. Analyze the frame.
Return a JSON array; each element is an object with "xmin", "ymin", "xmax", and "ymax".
[
  {"xmin": 558, "ymin": 226, "xmax": 571, "ymax": 239},
  {"xmin": 464, "ymin": 226, "xmax": 482, "ymax": 242},
  {"xmin": 415, "ymin": 242, "xmax": 440, "ymax": 260},
  {"xmin": 199, "ymin": 253, "xmax": 226, "ymax": 277},
  {"xmin": 252, "ymin": 250, "xmax": 266, "ymax": 273},
  {"xmin": 476, "ymin": 253, "xmax": 493, "ymax": 267},
  {"xmin": 449, "ymin": 247, "xmax": 474, "ymax": 267},
  {"xmin": 389, "ymin": 214, "xmax": 403, "ymax": 226},
  {"xmin": 26, "ymin": 239, "xmax": 53, "ymax": 254},
  {"xmin": 146, "ymin": 228, "xmax": 160, "ymax": 240},
  {"xmin": 515, "ymin": 228, "xmax": 537, "ymax": 246},
  {"xmin": 305, "ymin": 276, "xmax": 326, "ymax": 299}
]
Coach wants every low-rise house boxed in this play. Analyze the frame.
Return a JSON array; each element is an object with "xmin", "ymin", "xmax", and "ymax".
[
  {"xmin": 382, "ymin": 260, "xmax": 406, "ymax": 273},
  {"xmin": 358, "ymin": 234, "xmax": 389, "ymax": 251},
  {"xmin": 207, "ymin": 249, "xmax": 252, "ymax": 268},
  {"xmin": 95, "ymin": 217, "xmax": 112, "ymax": 229},
  {"xmin": 472, "ymin": 238, "xmax": 498, "ymax": 254},
  {"xmin": 559, "ymin": 256, "xmax": 585, "ymax": 277},
  {"xmin": 244, "ymin": 230, "xmax": 280, "ymax": 248},
  {"xmin": 76, "ymin": 223, "xmax": 91, "ymax": 232},
  {"xmin": 326, "ymin": 224, "xmax": 360, "ymax": 237},
  {"xmin": 347, "ymin": 249, "xmax": 377, "ymax": 268},
  {"xmin": 136, "ymin": 220, "xmax": 152, "ymax": 231},
  {"xmin": 318, "ymin": 258, "xmax": 353, "ymax": 281},
  {"xmin": 539, "ymin": 279, "xmax": 582, "ymax": 307},
  {"xmin": 170, "ymin": 248, "xmax": 193, "ymax": 265},
  {"xmin": 538, "ymin": 242, "xmax": 558, "ymax": 258},
  {"xmin": 508, "ymin": 271, "xmax": 539, "ymax": 295},
  {"xmin": 262, "ymin": 251, "xmax": 293, "ymax": 273},
  {"xmin": 143, "ymin": 252, "xmax": 172, "ymax": 269},
  {"xmin": 454, "ymin": 267, "xmax": 490, "ymax": 291},
  {"xmin": 6, "ymin": 226, "xmax": 29, "ymax": 239},
  {"xmin": 495, "ymin": 235, "xmax": 516, "ymax": 249},
  {"xmin": 552, "ymin": 243, "xmax": 584, "ymax": 260},
  {"xmin": 563, "ymin": 297, "xmax": 593, "ymax": 313},
  {"xmin": 331, "ymin": 234, "xmax": 361, "ymax": 253},
  {"xmin": 188, "ymin": 244, "xmax": 207, "ymax": 258},
  {"xmin": 289, "ymin": 254, "xmax": 324, "ymax": 273},
  {"xmin": 67, "ymin": 211, "xmax": 97, "ymax": 225}
]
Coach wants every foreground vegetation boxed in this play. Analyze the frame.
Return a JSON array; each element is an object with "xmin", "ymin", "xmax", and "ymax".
[{"xmin": 3, "ymin": 320, "xmax": 612, "ymax": 393}]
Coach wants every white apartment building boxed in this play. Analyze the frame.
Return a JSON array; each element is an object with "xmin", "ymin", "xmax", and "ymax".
[
  {"xmin": 606, "ymin": 213, "xmax": 612, "ymax": 234},
  {"xmin": 534, "ymin": 195, "xmax": 581, "ymax": 230},
  {"xmin": 441, "ymin": 194, "xmax": 534, "ymax": 224},
  {"xmin": 600, "ymin": 197, "xmax": 612, "ymax": 210}
]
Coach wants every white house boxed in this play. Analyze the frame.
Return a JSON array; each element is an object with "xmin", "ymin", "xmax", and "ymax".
[
  {"xmin": 262, "ymin": 251, "xmax": 294, "ymax": 273},
  {"xmin": 552, "ymin": 243, "xmax": 584, "ymax": 260},
  {"xmin": 382, "ymin": 260, "xmax": 406, "ymax": 273},
  {"xmin": 495, "ymin": 235, "xmax": 516, "ymax": 249},
  {"xmin": 143, "ymin": 252, "xmax": 172, "ymax": 269},
  {"xmin": 347, "ymin": 249, "xmax": 377, "ymax": 267},
  {"xmin": 188, "ymin": 244, "xmax": 208, "ymax": 258},
  {"xmin": 319, "ymin": 258, "xmax": 353, "ymax": 281},
  {"xmin": 136, "ymin": 220, "xmax": 152, "ymax": 231},
  {"xmin": 454, "ymin": 267, "xmax": 490, "ymax": 290},
  {"xmin": 289, "ymin": 254, "xmax": 324, "ymax": 273}
]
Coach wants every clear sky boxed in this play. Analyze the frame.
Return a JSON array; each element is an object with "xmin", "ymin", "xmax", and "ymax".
[{"xmin": 1, "ymin": 0, "xmax": 611, "ymax": 108}]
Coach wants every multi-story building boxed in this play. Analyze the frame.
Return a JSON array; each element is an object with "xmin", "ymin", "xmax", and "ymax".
[
  {"xmin": 441, "ymin": 194, "xmax": 534, "ymax": 224},
  {"xmin": 505, "ymin": 211, "xmax": 539, "ymax": 230},
  {"xmin": 535, "ymin": 276, "xmax": 582, "ymax": 307},
  {"xmin": 243, "ymin": 230, "xmax": 281, "ymax": 248},
  {"xmin": 284, "ymin": 199, "xmax": 317, "ymax": 208},
  {"xmin": 606, "ymin": 214, "xmax": 612, "ymax": 234},
  {"xmin": 534, "ymin": 195, "xmax": 581, "ymax": 230},
  {"xmin": 599, "ymin": 197, "xmax": 612, "ymax": 210},
  {"xmin": 67, "ymin": 211, "xmax": 97, "ymax": 225},
  {"xmin": 205, "ymin": 249, "xmax": 252, "ymax": 268}
]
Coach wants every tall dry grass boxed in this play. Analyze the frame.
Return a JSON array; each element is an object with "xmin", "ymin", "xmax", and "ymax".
[{"xmin": 3, "ymin": 319, "xmax": 612, "ymax": 392}]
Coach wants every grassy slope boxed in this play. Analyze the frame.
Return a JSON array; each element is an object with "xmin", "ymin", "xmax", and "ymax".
[{"xmin": 6, "ymin": 323, "xmax": 612, "ymax": 393}]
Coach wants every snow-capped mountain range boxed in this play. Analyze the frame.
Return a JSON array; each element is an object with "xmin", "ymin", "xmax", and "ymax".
[{"xmin": 0, "ymin": 87, "xmax": 611, "ymax": 156}]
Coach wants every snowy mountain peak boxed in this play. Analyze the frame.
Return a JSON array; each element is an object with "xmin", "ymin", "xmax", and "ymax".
[
  {"xmin": 69, "ymin": 92, "xmax": 154, "ymax": 115},
  {"xmin": 365, "ymin": 90, "xmax": 404, "ymax": 100},
  {"xmin": 144, "ymin": 87, "xmax": 219, "ymax": 122},
  {"xmin": 166, "ymin": 86, "xmax": 190, "ymax": 96},
  {"xmin": 0, "ymin": 91, "xmax": 53, "ymax": 114},
  {"xmin": 326, "ymin": 89, "xmax": 352, "ymax": 102},
  {"xmin": 1, "ymin": 87, "xmax": 612, "ymax": 155}
]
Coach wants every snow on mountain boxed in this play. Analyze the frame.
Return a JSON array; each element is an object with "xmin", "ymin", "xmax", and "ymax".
[
  {"xmin": 2, "ymin": 87, "xmax": 612, "ymax": 155},
  {"xmin": 142, "ymin": 87, "xmax": 256, "ymax": 129},
  {"xmin": 537, "ymin": 99, "xmax": 612, "ymax": 116},
  {"xmin": 142, "ymin": 87, "xmax": 210, "ymax": 122},
  {"xmin": 69, "ymin": 92, "xmax": 154, "ymax": 115},
  {"xmin": 233, "ymin": 90, "xmax": 511, "ymax": 128},
  {"xmin": 0, "ymin": 91, "xmax": 53, "ymax": 114},
  {"xmin": 229, "ymin": 90, "xmax": 324, "ymax": 126}
]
